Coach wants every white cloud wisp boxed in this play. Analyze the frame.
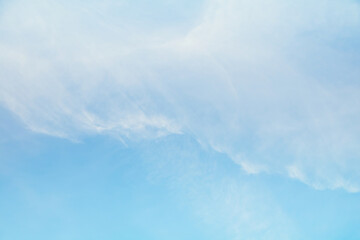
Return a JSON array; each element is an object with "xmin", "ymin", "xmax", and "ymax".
[{"xmin": 1, "ymin": 0, "xmax": 360, "ymax": 191}]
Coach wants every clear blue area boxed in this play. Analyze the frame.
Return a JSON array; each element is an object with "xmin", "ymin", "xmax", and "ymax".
[{"xmin": 1, "ymin": 107, "xmax": 360, "ymax": 240}]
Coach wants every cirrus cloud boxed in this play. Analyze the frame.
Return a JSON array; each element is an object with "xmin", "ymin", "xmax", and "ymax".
[{"xmin": 1, "ymin": 0, "xmax": 360, "ymax": 192}]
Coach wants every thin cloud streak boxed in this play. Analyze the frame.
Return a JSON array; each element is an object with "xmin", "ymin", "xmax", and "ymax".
[{"xmin": 1, "ymin": 0, "xmax": 360, "ymax": 191}]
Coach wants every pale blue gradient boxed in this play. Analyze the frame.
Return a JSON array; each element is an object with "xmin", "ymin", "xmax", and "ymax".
[
  {"xmin": 1, "ymin": 0, "xmax": 360, "ymax": 239},
  {"xmin": 2, "ymin": 108, "xmax": 360, "ymax": 239}
]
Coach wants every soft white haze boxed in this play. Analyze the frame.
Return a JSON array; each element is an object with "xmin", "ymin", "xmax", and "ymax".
[{"xmin": 1, "ymin": 0, "xmax": 360, "ymax": 192}]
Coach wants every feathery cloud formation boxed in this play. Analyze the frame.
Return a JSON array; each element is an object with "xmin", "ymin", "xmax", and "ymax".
[{"xmin": 1, "ymin": 0, "xmax": 360, "ymax": 191}]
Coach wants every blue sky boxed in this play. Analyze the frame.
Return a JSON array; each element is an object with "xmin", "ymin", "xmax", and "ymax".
[
  {"xmin": 1, "ymin": 0, "xmax": 360, "ymax": 239},
  {"xmin": 2, "ymin": 106, "xmax": 360, "ymax": 240}
]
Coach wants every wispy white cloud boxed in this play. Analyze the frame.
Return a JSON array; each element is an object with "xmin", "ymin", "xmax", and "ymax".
[{"xmin": 1, "ymin": 0, "xmax": 360, "ymax": 192}]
